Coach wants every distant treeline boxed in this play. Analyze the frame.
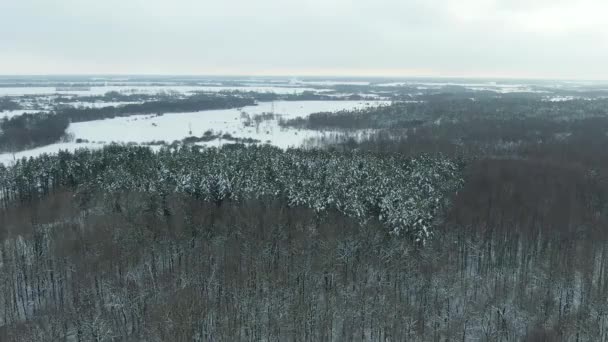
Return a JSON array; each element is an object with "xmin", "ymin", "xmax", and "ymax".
[
  {"xmin": 283, "ymin": 97, "xmax": 608, "ymax": 130},
  {"xmin": 53, "ymin": 89, "xmax": 375, "ymax": 107},
  {"xmin": 216, "ymin": 90, "xmax": 379, "ymax": 102},
  {"xmin": 54, "ymin": 90, "xmax": 164, "ymax": 104}
]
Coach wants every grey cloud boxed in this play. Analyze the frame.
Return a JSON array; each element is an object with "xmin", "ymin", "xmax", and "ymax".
[{"xmin": 0, "ymin": 0, "xmax": 606, "ymax": 79}]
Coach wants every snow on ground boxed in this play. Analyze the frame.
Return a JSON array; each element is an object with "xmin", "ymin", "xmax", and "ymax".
[
  {"xmin": 0, "ymin": 100, "xmax": 389, "ymax": 165},
  {"xmin": 67, "ymin": 101, "xmax": 389, "ymax": 148},
  {"xmin": 545, "ymin": 96, "xmax": 578, "ymax": 102},
  {"xmin": 376, "ymin": 81, "xmax": 525, "ymax": 88},
  {"xmin": 0, "ymin": 142, "xmax": 101, "ymax": 166},
  {"xmin": 467, "ymin": 86, "xmax": 550, "ymax": 94},
  {"xmin": 0, "ymin": 85, "xmax": 331, "ymax": 97}
]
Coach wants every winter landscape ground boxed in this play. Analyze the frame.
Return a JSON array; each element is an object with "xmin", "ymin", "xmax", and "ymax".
[{"xmin": 2, "ymin": 75, "xmax": 608, "ymax": 341}]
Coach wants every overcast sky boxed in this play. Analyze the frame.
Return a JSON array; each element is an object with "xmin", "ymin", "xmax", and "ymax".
[{"xmin": 1, "ymin": 0, "xmax": 607, "ymax": 79}]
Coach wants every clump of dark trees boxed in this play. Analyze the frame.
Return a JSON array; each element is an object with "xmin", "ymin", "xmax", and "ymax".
[
  {"xmin": 217, "ymin": 90, "xmax": 378, "ymax": 102},
  {"xmin": 180, "ymin": 131, "xmax": 261, "ymax": 145},
  {"xmin": 283, "ymin": 96, "xmax": 608, "ymax": 130},
  {"xmin": 0, "ymin": 97, "xmax": 20, "ymax": 112},
  {"xmin": 54, "ymin": 91, "xmax": 168, "ymax": 105},
  {"xmin": 0, "ymin": 113, "xmax": 69, "ymax": 152},
  {"xmin": 132, "ymin": 132, "xmax": 262, "ymax": 147}
]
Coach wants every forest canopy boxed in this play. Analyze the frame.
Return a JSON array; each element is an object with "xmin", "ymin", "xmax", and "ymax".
[{"xmin": 0, "ymin": 144, "xmax": 463, "ymax": 242}]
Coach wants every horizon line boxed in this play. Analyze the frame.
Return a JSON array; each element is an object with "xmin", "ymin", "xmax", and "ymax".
[{"xmin": 0, "ymin": 73, "xmax": 606, "ymax": 83}]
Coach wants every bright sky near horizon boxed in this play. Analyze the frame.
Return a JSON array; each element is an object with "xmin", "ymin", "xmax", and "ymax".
[{"xmin": 1, "ymin": 0, "xmax": 607, "ymax": 79}]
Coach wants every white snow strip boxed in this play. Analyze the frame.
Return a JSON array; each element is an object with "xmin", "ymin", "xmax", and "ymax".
[{"xmin": 0, "ymin": 100, "xmax": 389, "ymax": 164}]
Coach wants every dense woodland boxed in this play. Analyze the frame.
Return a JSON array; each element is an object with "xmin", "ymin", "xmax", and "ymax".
[
  {"xmin": 1, "ymin": 91, "xmax": 608, "ymax": 341},
  {"xmin": 282, "ymin": 97, "xmax": 608, "ymax": 130},
  {"xmin": 0, "ymin": 113, "xmax": 70, "ymax": 153},
  {"xmin": 0, "ymin": 98, "xmax": 20, "ymax": 112}
]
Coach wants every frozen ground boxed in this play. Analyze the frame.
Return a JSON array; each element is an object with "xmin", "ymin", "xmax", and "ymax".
[
  {"xmin": 545, "ymin": 96, "xmax": 579, "ymax": 102},
  {"xmin": 0, "ymin": 142, "xmax": 100, "ymax": 165},
  {"xmin": 68, "ymin": 101, "xmax": 389, "ymax": 147},
  {"xmin": 0, "ymin": 85, "xmax": 331, "ymax": 97},
  {"xmin": 290, "ymin": 80, "xmax": 371, "ymax": 86},
  {"xmin": 0, "ymin": 100, "xmax": 389, "ymax": 165}
]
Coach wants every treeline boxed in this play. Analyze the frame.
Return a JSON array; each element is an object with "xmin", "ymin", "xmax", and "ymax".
[
  {"xmin": 54, "ymin": 91, "xmax": 165, "ymax": 104},
  {"xmin": 283, "ymin": 97, "xmax": 608, "ymax": 130},
  {"xmin": 0, "ymin": 113, "xmax": 69, "ymax": 153},
  {"xmin": 0, "ymin": 97, "xmax": 20, "ymax": 112},
  {"xmin": 306, "ymin": 115, "xmax": 608, "ymax": 173},
  {"xmin": 282, "ymin": 102, "xmax": 422, "ymax": 130},
  {"xmin": 216, "ymin": 90, "xmax": 380, "ymax": 102}
]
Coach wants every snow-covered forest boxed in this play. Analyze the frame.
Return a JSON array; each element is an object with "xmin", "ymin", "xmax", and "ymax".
[
  {"xmin": 0, "ymin": 145, "xmax": 463, "ymax": 242},
  {"xmin": 2, "ymin": 77, "xmax": 608, "ymax": 341}
]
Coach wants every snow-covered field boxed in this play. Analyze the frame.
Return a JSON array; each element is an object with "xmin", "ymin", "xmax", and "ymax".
[
  {"xmin": 0, "ymin": 142, "xmax": 100, "ymax": 165},
  {"xmin": 545, "ymin": 96, "xmax": 579, "ymax": 102},
  {"xmin": 0, "ymin": 100, "xmax": 389, "ymax": 165},
  {"xmin": 291, "ymin": 80, "xmax": 371, "ymax": 86},
  {"xmin": 68, "ymin": 101, "xmax": 388, "ymax": 147},
  {"xmin": 0, "ymin": 85, "xmax": 331, "ymax": 97}
]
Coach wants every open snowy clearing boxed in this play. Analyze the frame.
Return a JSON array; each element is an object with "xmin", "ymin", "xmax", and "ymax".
[
  {"xmin": 290, "ymin": 80, "xmax": 372, "ymax": 86},
  {"xmin": 0, "ymin": 142, "xmax": 100, "ymax": 165},
  {"xmin": 0, "ymin": 100, "xmax": 389, "ymax": 165},
  {"xmin": 67, "ymin": 101, "xmax": 389, "ymax": 147}
]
